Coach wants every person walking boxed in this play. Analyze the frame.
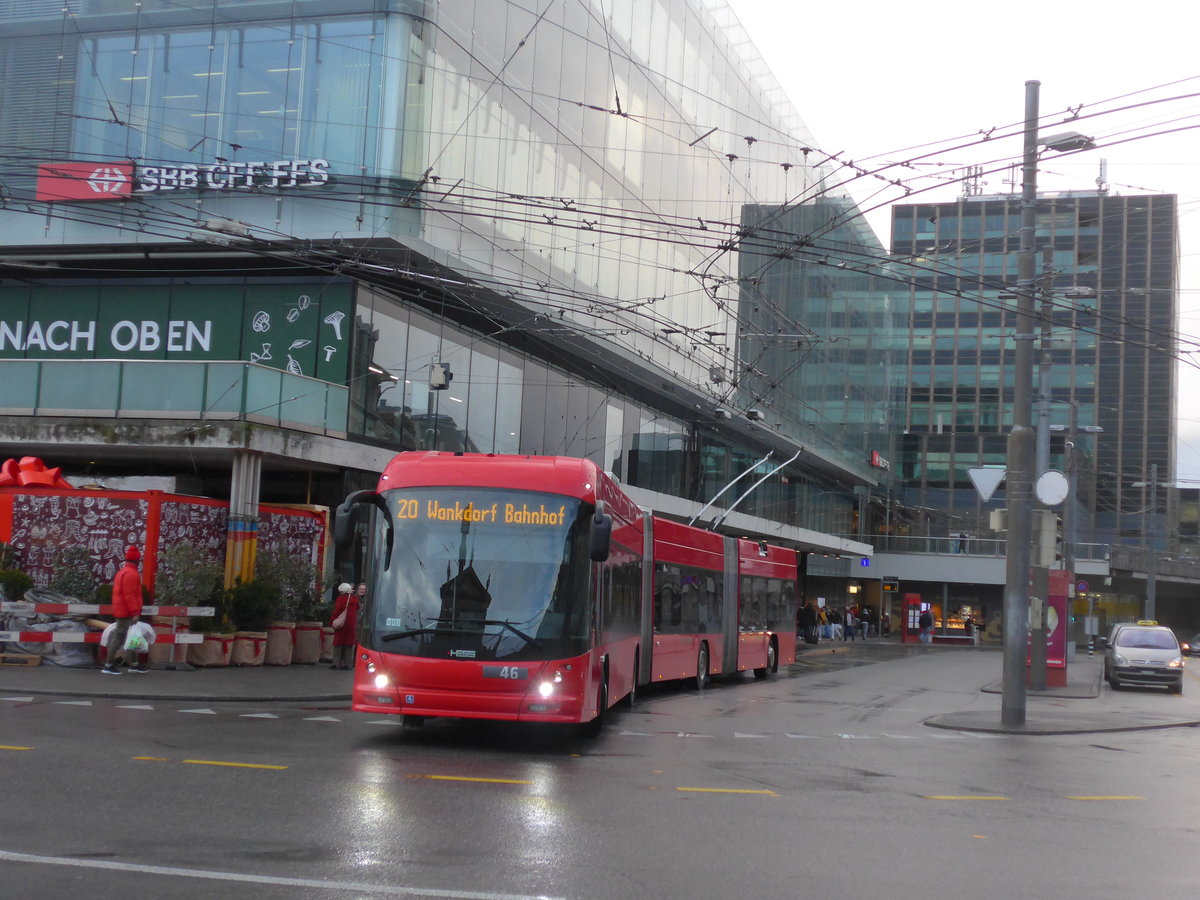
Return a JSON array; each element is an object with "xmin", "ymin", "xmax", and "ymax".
[
  {"xmin": 102, "ymin": 545, "xmax": 145, "ymax": 675},
  {"xmin": 843, "ymin": 607, "xmax": 856, "ymax": 642},
  {"xmin": 330, "ymin": 582, "xmax": 360, "ymax": 670},
  {"xmin": 918, "ymin": 607, "xmax": 934, "ymax": 644}
]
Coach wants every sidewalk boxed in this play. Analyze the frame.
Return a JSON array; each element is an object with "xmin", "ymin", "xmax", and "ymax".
[
  {"xmin": 0, "ymin": 659, "xmax": 351, "ymax": 703},
  {"xmin": 798, "ymin": 638, "xmax": 1200, "ymax": 736}
]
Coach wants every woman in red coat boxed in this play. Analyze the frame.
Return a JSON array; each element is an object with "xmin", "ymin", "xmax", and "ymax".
[{"xmin": 330, "ymin": 583, "xmax": 359, "ymax": 670}]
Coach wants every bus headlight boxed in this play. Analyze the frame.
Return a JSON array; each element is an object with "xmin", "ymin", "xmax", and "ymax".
[
  {"xmin": 537, "ymin": 670, "xmax": 564, "ymax": 698},
  {"xmin": 374, "ymin": 673, "xmax": 390, "ymax": 689}
]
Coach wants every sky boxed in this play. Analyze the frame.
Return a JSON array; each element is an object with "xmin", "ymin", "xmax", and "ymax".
[{"xmin": 728, "ymin": 0, "xmax": 1200, "ymax": 484}]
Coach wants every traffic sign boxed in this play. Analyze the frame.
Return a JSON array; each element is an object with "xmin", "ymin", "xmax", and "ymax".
[
  {"xmin": 1076, "ymin": 580, "xmax": 1089, "ymax": 593},
  {"xmin": 967, "ymin": 466, "xmax": 1006, "ymax": 502}
]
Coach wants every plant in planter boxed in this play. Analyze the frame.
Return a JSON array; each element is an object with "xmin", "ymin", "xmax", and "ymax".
[
  {"xmin": 156, "ymin": 543, "xmax": 226, "ymax": 632},
  {"xmin": 227, "ymin": 579, "xmax": 278, "ymax": 665},
  {"xmin": 0, "ymin": 567, "xmax": 33, "ymax": 601},
  {"xmin": 47, "ymin": 546, "xmax": 98, "ymax": 601},
  {"xmin": 255, "ymin": 546, "xmax": 321, "ymax": 623}
]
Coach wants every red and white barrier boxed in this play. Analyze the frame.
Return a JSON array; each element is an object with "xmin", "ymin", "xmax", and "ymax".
[
  {"xmin": 0, "ymin": 630, "xmax": 201, "ymax": 645},
  {"xmin": 0, "ymin": 601, "xmax": 215, "ymax": 617}
]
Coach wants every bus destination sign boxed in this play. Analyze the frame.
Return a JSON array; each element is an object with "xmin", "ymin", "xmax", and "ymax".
[{"xmin": 396, "ymin": 499, "xmax": 568, "ymax": 526}]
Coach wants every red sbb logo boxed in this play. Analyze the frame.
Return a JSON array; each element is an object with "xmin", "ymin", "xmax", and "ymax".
[{"xmin": 36, "ymin": 161, "xmax": 134, "ymax": 202}]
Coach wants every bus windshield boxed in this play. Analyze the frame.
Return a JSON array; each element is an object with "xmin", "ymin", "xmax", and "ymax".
[{"xmin": 361, "ymin": 487, "xmax": 593, "ymax": 661}]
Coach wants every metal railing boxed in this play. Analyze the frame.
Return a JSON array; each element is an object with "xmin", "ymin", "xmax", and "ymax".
[
  {"xmin": 844, "ymin": 533, "xmax": 1110, "ymax": 561},
  {"xmin": 0, "ymin": 359, "xmax": 348, "ymax": 436}
]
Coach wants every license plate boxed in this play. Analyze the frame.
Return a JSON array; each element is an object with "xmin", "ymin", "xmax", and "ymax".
[{"xmin": 482, "ymin": 665, "xmax": 528, "ymax": 680}]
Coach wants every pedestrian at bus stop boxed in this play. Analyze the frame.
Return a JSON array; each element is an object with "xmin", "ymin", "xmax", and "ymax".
[
  {"xmin": 330, "ymin": 583, "xmax": 359, "ymax": 670},
  {"xmin": 102, "ymin": 545, "xmax": 146, "ymax": 675},
  {"xmin": 842, "ymin": 608, "xmax": 856, "ymax": 641},
  {"xmin": 918, "ymin": 607, "xmax": 934, "ymax": 644}
]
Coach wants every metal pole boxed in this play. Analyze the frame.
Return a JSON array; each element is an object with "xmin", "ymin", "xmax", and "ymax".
[
  {"xmin": 1002, "ymin": 80, "xmax": 1039, "ymax": 727},
  {"xmin": 1029, "ymin": 247, "xmax": 1054, "ymax": 690},
  {"xmin": 1147, "ymin": 463, "xmax": 1157, "ymax": 621},
  {"xmin": 711, "ymin": 450, "xmax": 803, "ymax": 530}
]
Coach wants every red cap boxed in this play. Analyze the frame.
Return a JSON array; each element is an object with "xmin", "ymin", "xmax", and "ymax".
[{"xmin": 125, "ymin": 546, "xmax": 141, "ymax": 562}]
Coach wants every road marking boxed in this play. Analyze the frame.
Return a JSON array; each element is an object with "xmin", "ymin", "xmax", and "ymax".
[
  {"xmin": 182, "ymin": 759, "xmax": 288, "ymax": 771},
  {"xmin": 304, "ymin": 716, "xmax": 341, "ymax": 722},
  {"xmin": 0, "ymin": 847, "xmax": 564, "ymax": 899},
  {"xmin": 838, "ymin": 734, "xmax": 873, "ymax": 739},
  {"xmin": 1065, "ymin": 795, "xmax": 1144, "ymax": 801},
  {"xmin": 240, "ymin": 713, "xmax": 279, "ymax": 719},
  {"xmin": 923, "ymin": 795, "xmax": 1008, "ymax": 801},
  {"xmin": 677, "ymin": 787, "xmax": 778, "ymax": 796},
  {"xmin": 0, "ymin": 745, "xmax": 33, "ymax": 751},
  {"xmin": 133, "ymin": 756, "xmax": 168, "ymax": 762},
  {"xmin": 0, "ymin": 696, "xmax": 33, "ymax": 702},
  {"xmin": 618, "ymin": 730, "xmax": 654, "ymax": 736},
  {"xmin": 784, "ymin": 733, "xmax": 819, "ymax": 739},
  {"xmin": 675, "ymin": 732, "xmax": 713, "ymax": 738},
  {"xmin": 424, "ymin": 775, "xmax": 531, "ymax": 785},
  {"xmin": 883, "ymin": 733, "xmax": 919, "ymax": 739},
  {"xmin": 734, "ymin": 732, "xmax": 770, "ymax": 738},
  {"xmin": 117, "ymin": 704, "xmax": 154, "ymax": 710},
  {"xmin": 54, "ymin": 700, "xmax": 92, "ymax": 706},
  {"xmin": 179, "ymin": 708, "xmax": 217, "ymax": 715}
]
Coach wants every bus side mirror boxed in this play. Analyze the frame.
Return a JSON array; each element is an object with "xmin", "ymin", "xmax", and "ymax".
[
  {"xmin": 590, "ymin": 505, "xmax": 612, "ymax": 562},
  {"xmin": 335, "ymin": 490, "xmax": 394, "ymax": 567}
]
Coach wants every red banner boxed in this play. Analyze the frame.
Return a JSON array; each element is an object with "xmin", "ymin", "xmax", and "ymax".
[{"xmin": 36, "ymin": 161, "xmax": 134, "ymax": 202}]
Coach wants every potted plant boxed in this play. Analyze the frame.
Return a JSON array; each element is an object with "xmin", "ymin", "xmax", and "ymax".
[
  {"xmin": 228, "ymin": 579, "xmax": 276, "ymax": 665},
  {"xmin": 255, "ymin": 547, "xmax": 322, "ymax": 665},
  {"xmin": 156, "ymin": 543, "xmax": 225, "ymax": 666}
]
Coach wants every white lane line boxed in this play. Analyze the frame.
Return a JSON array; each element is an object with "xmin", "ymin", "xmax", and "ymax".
[
  {"xmin": 0, "ymin": 697, "xmax": 34, "ymax": 702},
  {"xmin": 240, "ymin": 713, "xmax": 279, "ymax": 719},
  {"xmin": 734, "ymin": 732, "xmax": 770, "ymax": 738},
  {"xmin": 618, "ymin": 730, "xmax": 654, "ymax": 736},
  {"xmin": 364, "ymin": 720, "xmax": 397, "ymax": 725},
  {"xmin": 179, "ymin": 709, "xmax": 217, "ymax": 715},
  {"xmin": 304, "ymin": 716, "xmax": 341, "ymax": 722},
  {"xmin": 54, "ymin": 701, "xmax": 92, "ymax": 707},
  {"xmin": 785, "ymin": 733, "xmax": 820, "ymax": 739},
  {"xmin": 116, "ymin": 705, "xmax": 155, "ymax": 710},
  {"xmin": 883, "ymin": 733, "xmax": 919, "ymax": 739},
  {"xmin": 838, "ymin": 733, "xmax": 873, "ymax": 739},
  {"xmin": 0, "ymin": 848, "xmax": 563, "ymax": 899}
]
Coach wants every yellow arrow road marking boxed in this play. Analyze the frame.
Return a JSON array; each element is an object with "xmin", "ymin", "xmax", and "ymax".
[
  {"xmin": 677, "ymin": 787, "xmax": 778, "ymax": 796},
  {"xmin": 0, "ymin": 745, "xmax": 32, "ymax": 751},
  {"xmin": 182, "ymin": 759, "xmax": 288, "ymax": 770}
]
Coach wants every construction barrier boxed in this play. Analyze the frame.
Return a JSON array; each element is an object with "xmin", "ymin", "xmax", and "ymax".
[{"xmin": 0, "ymin": 601, "xmax": 215, "ymax": 617}]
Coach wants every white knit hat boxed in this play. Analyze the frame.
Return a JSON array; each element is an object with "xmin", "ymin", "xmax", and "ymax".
[{"xmin": 338, "ymin": 582, "xmax": 353, "ymax": 593}]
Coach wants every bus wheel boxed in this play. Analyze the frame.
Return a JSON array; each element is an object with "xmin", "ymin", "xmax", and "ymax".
[
  {"xmin": 581, "ymin": 677, "xmax": 608, "ymax": 737},
  {"xmin": 695, "ymin": 644, "xmax": 709, "ymax": 690},
  {"xmin": 623, "ymin": 651, "xmax": 639, "ymax": 708},
  {"xmin": 754, "ymin": 641, "xmax": 777, "ymax": 680}
]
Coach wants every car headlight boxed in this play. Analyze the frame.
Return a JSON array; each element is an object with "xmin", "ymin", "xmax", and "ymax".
[
  {"xmin": 1168, "ymin": 657, "xmax": 1183, "ymax": 668},
  {"xmin": 1113, "ymin": 653, "xmax": 1128, "ymax": 666},
  {"xmin": 374, "ymin": 673, "xmax": 390, "ymax": 689}
]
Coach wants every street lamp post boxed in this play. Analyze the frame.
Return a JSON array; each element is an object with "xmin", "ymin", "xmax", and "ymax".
[{"xmin": 1001, "ymin": 81, "xmax": 1096, "ymax": 726}]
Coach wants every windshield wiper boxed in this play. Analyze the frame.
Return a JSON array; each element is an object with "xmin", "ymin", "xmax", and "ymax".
[
  {"xmin": 381, "ymin": 627, "xmax": 443, "ymax": 642},
  {"xmin": 481, "ymin": 619, "xmax": 542, "ymax": 649}
]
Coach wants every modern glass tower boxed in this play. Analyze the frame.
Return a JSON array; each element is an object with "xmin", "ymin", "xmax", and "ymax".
[{"xmin": 890, "ymin": 191, "xmax": 1178, "ymax": 548}]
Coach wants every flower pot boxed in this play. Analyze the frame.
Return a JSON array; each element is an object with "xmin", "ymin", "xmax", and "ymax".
[
  {"xmin": 293, "ymin": 621, "xmax": 323, "ymax": 664},
  {"xmin": 265, "ymin": 622, "xmax": 295, "ymax": 665},
  {"xmin": 320, "ymin": 626, "xmax": 335, "ymax": 663},
  {"xmin": 188, "ymin": 633, "xmax": 234, "ymax": 667},
  {"xmin": 231, "ymin": 631, "xmax": 268, "ymax": 666}
]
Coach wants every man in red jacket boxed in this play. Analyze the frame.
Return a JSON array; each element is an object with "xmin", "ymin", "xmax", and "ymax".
[{"xmin": 102, "ymin": 545, "xmax": 145, "ymax": 675}]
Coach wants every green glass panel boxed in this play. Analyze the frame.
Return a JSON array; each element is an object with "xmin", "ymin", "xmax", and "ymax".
[
  {"xmin": 119, "ymin": 362, "xmax": 205, "ymax": 413},
  {"xmin": 0, "ymin": 360, "xmax": 39, "ymax": 409},
  {"xmin": 39, "ymin": 361, "xmax": 119, "ymax": 410}
]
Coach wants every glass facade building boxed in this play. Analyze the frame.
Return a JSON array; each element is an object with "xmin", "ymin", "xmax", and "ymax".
[
  {"xmin": 0, "ymin": 0, "xmax": 894, "ymax": 555},
  {"xmin": 890, "ymin": 192, "xmax": 1178, "ymax": 547}
]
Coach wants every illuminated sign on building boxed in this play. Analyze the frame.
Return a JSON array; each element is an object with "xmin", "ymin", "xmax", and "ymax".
[{"xmin": 35, "ymin": 159, "xmax": 330, "ymax": 202}]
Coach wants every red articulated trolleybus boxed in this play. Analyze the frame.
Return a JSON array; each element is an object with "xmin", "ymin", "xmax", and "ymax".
[{"xmin": 335, "ymin": 452, "xmax": 798, "ymax": 733}]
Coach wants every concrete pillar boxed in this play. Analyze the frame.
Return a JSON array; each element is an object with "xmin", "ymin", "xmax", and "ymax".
[{"xmin": 224, "ymin": 450, "xmax": 263, "ymax": 588}]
